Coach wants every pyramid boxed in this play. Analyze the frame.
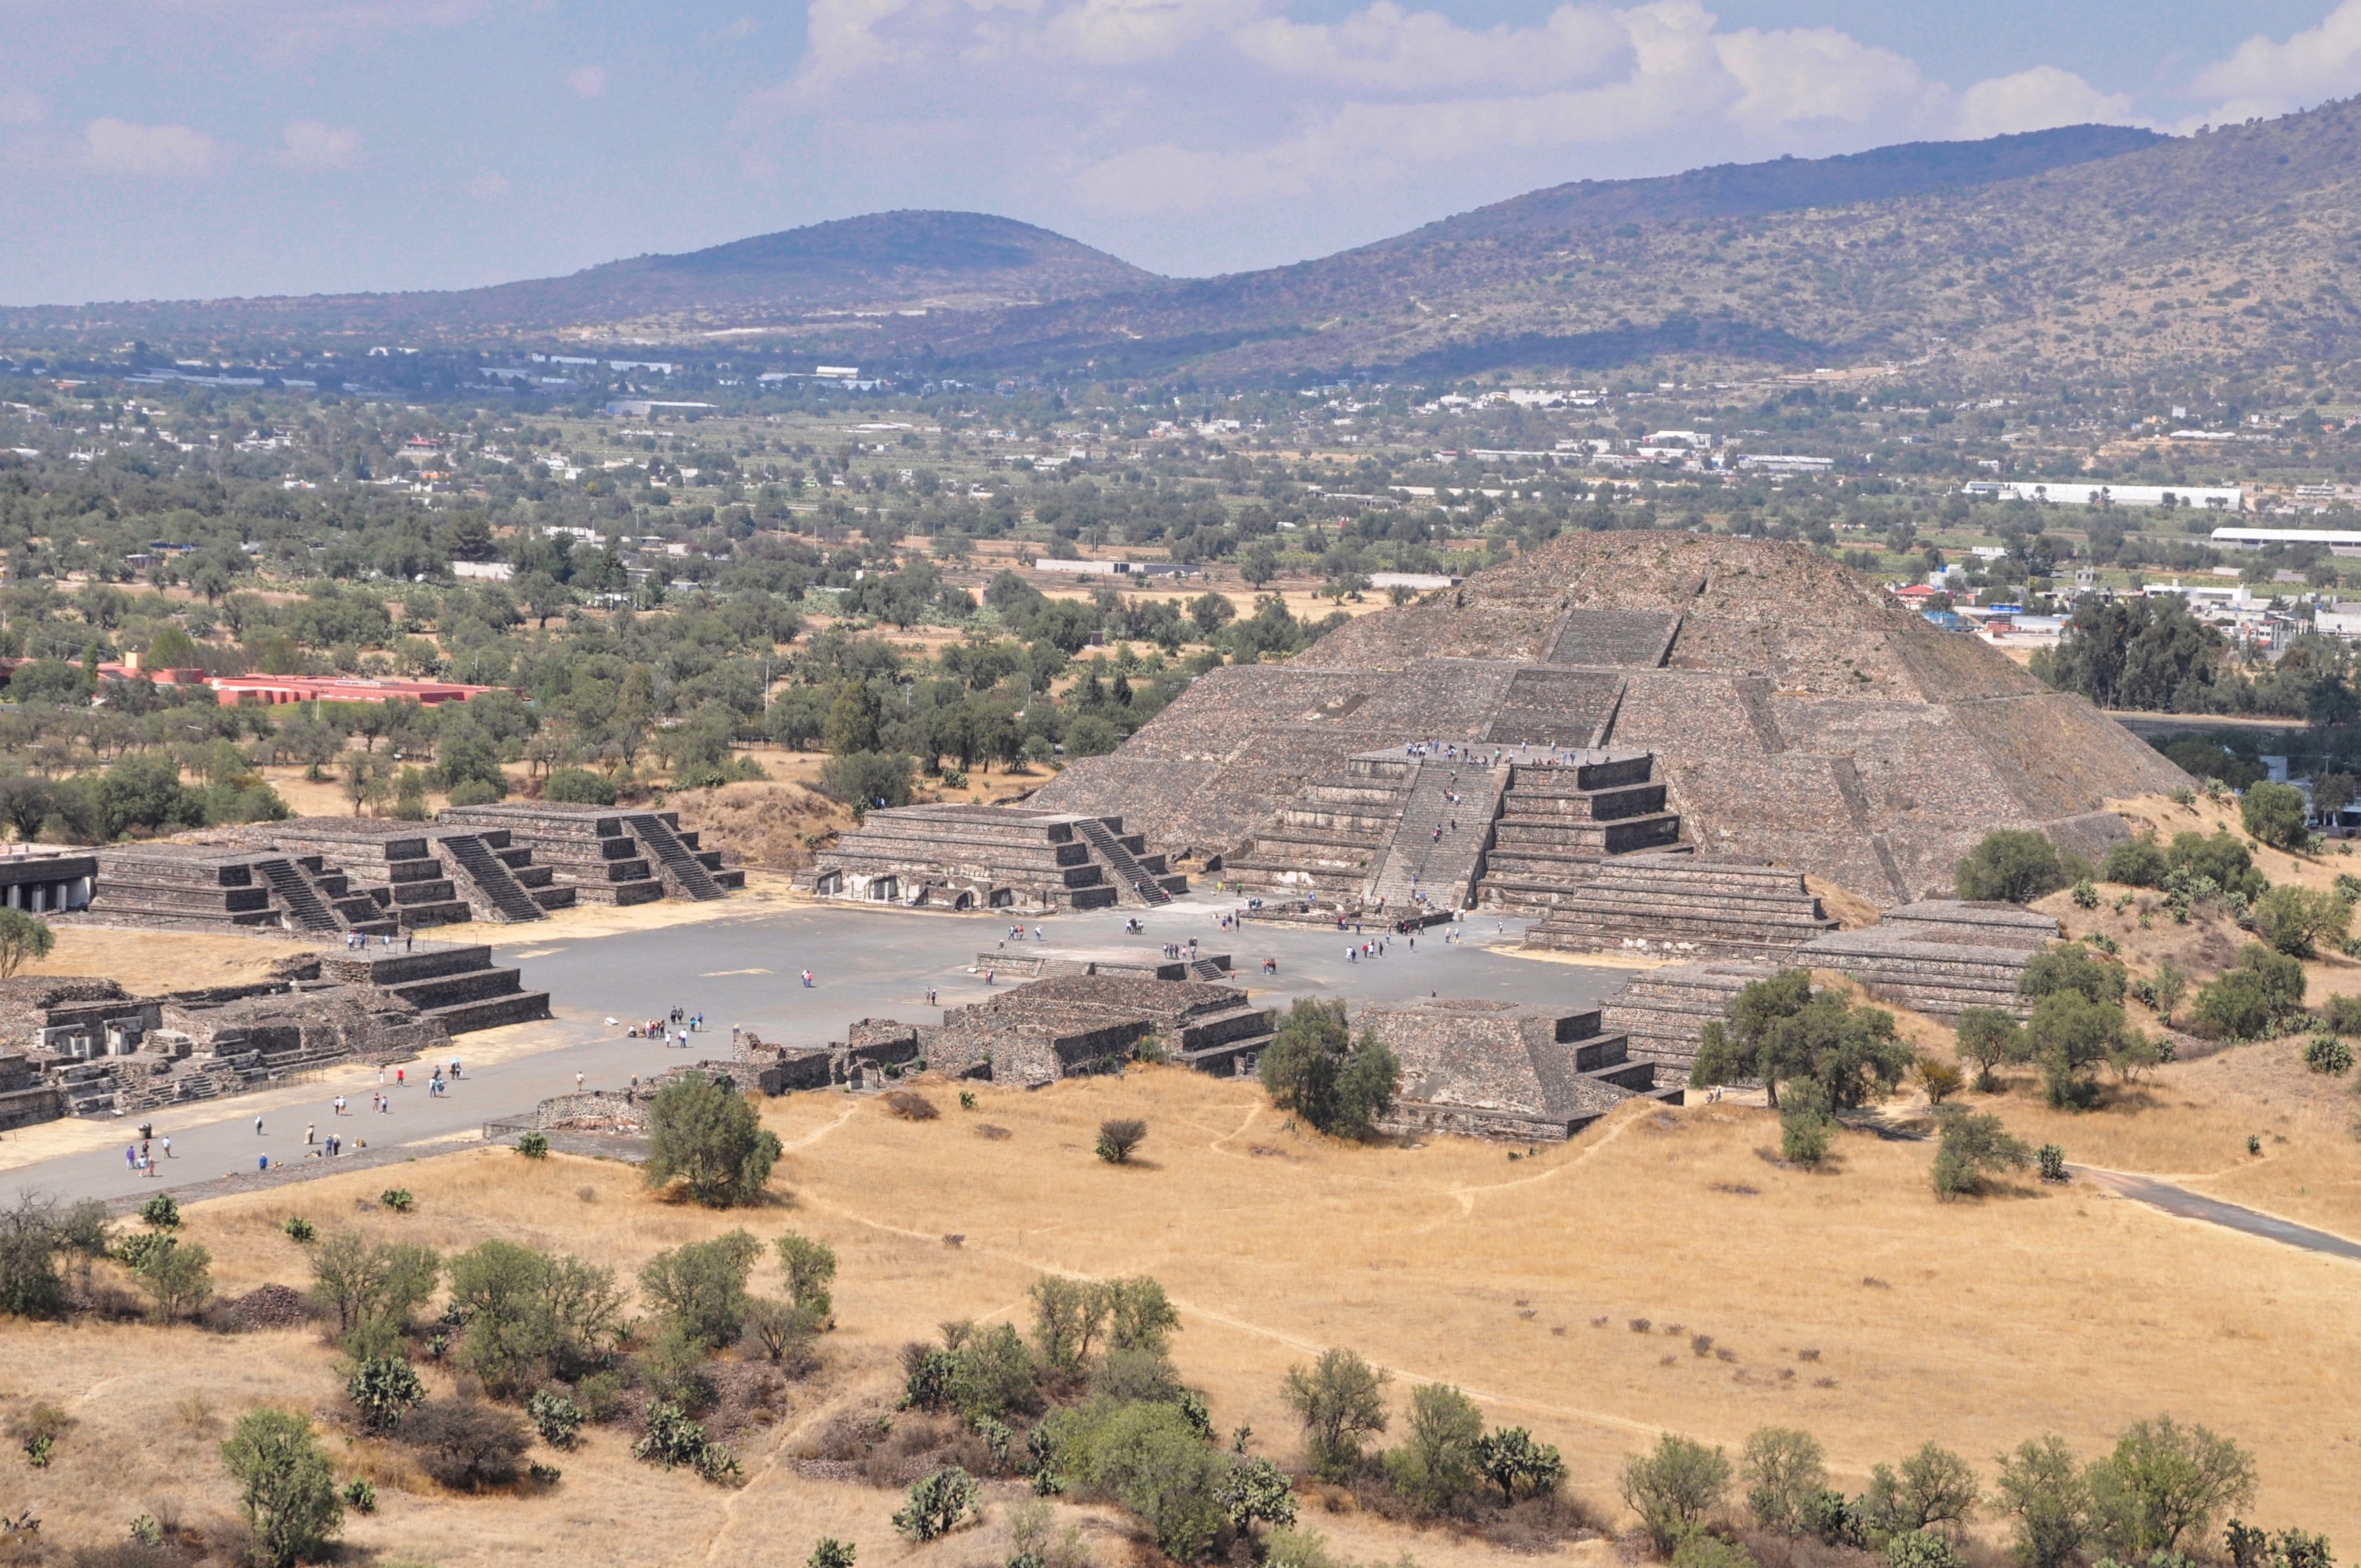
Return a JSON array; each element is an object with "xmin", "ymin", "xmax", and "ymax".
[{"xmin": 1028, "ymin": 533, "xmax": 2186, "ymax": 909}]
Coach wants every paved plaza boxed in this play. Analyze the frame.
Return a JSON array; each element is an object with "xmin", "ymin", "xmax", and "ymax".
[{"xmin": 6, "ymin": 892, "xmax": 1643, "ymax": 1204}]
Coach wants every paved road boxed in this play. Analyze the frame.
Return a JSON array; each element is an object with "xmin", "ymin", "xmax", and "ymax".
[
  {"xmin": 2074, "ymin": 1167, "xmax": 2361, "ymax": 1262},
  {"xmin": 8, "ymin": 894, "xmax": 1637, "ymax": 1205}
]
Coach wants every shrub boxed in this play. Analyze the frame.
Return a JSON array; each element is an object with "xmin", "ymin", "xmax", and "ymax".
[
  {"xmin": 307, "ymin": 1230, "xmax": 441, "ymax": 1335},
  {"xmin": 2240, "ymin": 782, "xmax": 2310, "ymax": 851},
  {"xmin": 808, "ymin": 1540, "xmax": 857, "ymax": 1568},
  {"xmin": 447, "ymin": 1239, "xmax": 626, "ymax": 1397},
  {"xmin": 2303, "ymin": 1035, "xmax": 2354, "ymax": 1075},
  {"xmin": 894, "ymin": 1466, "xmax": 982, "ymax": 1542},
  {"xmin": 2084, "ymin": 1416, "xmax": 2255, "ymax": 1558},
  {"xmin": 400, "ymin": 1399, "xmax": 531, "ymax": 1490},
  {"xmin": 2037, "ymin": 1144, "xmax": 2069, "ymax": 1183},
  {"xmin": 282, "ymin": 1216, "xmax": 317, "ymax": 1244},
  {"xmin": 1386, "ymin": 1384, "xmax": 1483, "ymax": 1516},
  {"xmin": 543, "ymin": 767, "xmax": 617, "ymax": 806},
  {"xmin": 2099, "ymin": 835, "xmax": 2170, "ymax": 887},
  {"xmin": 1622, "ymin": 1433, "xmax": 1732, "ymax": 1556},
  {"xmin": 379, "ymin": 1188, "xmax": 413, "ymax": 1212},
  {"xmin": 742, "ymin": 1297, "xmax": 817, "ymax": 1365},
  {"xmin": 1778, "ymin": 1079, "xmax": 1835, "ymax": 1167},
  {"xmin": 775, "ymin": 1232, "xmax": 838, "ymax": 1325},
  {"xmin": 10, "ymin": 1400, "xmax": 72, "ymax": 1467},
  {"xmin": 2070, "ymin": 878, "xmax": 2099, "ymax": 909},
  {"xmin": 1258, "ymin": 999, "xmax": 1400, "ymax": 1139},
  {"xmin": 1954, "ymin": 830, "xmax": 2069, "ymax": 903},
  {"xmin": 1475, "ymin": 1425, "xmax": 1566, "ymax": 1504},
  {"xmin": 1095, "ymin": 1118, "xmax": 1147, "ymax": 1164},
  {"xmin": 1743, "ymin": 1427, "xmax": 1828, "ymax": 1534},
  {"xmin": 819, "ymin": 750, "xmax": 915, "ymax": 820},
  {"xmin": 643, "ymin": 1072, "xmax": 782, "ymax": 1207},
  {"xmin": 2167, "ymin": 830, "xmax": 2269, "ymax": 899},
  {"xmin": 1672, "ymin": 1534, "xmax": 1757, "ymax": 1568},
  {"xmin": 1954, "ymin": 1008, "xmax": 2022, "ymax": 1091},
  {"xmin": 221, "ymin": 1409, "xmax": 343, "ymax": 1568},
  {"xmin": 2322, "ymin": 993, "xmax": 2361, "ymax": 1035},
  {"xmin": 526, "ymin": 1390, "xmax": 583, "ymax": 1449},
  {"xmin": 2191, "ymin": 945, "xmax": 2309, "ymax": 1041},
  {"xmin": 1931, "ymin": 1110, "xmax": 2033, "ymax": 1198},
  {"xmin": 340, "ymin": 1480, "xmax": 377, "ymax": 1515},
  {"xmin": 639, "ymin": 1228, "xmax": 761, "ymax": 1349},
  {"xmin": 1218, "ymin": 1455, "xmax": 1298, "ymax": 1533},
  {"xmin": 2253, "ymin": 885, "xmax": 2351, "ymax": 957},
  {"xmin": 516, "ymin": 1131, "xmax": 550, "ymax": 1159},
  {"xmin": 633, "ymin": 1402, "xmax": 722, "ymax": 1473},
  {"xmin": 446, "ymin": 777, "xmax": 505, "ymax": 807},
  {"xmin": 1282, "ymin": 1347, "xmax": 1390, "ymax": 1480},
  {"xmin": 131, "ymin": 1234, "xmax": 213, "ymax": 1322},
  {"xmin": 1080, "ymin": 1400, "xmax": 1229, "ymax": 1560},
  {"xmin": 1888, "ymin": 1530, "xmax": 1964, "ymax": 1568},
  {"xmin": 345, "ymin": 1356, "xmax": 426, "ymax": 1433},
  {"xmin": 137, "ymin": 1194, "xmax": 180, "ymax": 1231},
  {"xmin": 0, "ymin": 908, "xmax": 55, "ymax": 980},
  {"xmin": 0, "ymin": 1194, "xmax": 110, "ymax": 1320}
]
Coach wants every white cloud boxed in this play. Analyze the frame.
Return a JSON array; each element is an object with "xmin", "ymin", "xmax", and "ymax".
[
  {"xmin": 1955, "ymin": 65, "xmax": 2135, "ymax": 140},
  {"xmin": 2190, "ymin": 0, "xmax": 2361, "ymax": 122},
  {"xmin": 467, "ymin": 169, "xmax": 511, "ymax": 199},
  {"xmin": 85, "ymin": 117, "xmax": 219, "ymax": 176},
  {"xmin": 276, "ymin": 118, "xmax": 360, "ymax": 169},
  {"xmin": 754, "ymin": 0, "xmax": 2153, "ymax": 224},
  {"xmin": 569, "ymin": 65, "xmax": 609, "ymax": 98},
  {"xmin": 0, "ymin": 91, "xmax": 44, "ymax": 127}
]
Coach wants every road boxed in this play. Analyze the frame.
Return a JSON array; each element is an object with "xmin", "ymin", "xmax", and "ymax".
[
  {"xmin": 8, "ymin": 894, "xmax": 1636, "ymax": 1206},
  {"xmin": 2073, "ymin": 1166, "xmax": 2361, "ymax": 1262}
]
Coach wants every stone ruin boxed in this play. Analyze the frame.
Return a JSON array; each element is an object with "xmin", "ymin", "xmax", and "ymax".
[
  {"xmin": 973, "ymin": 945, "xmax": 1231, "ymax": 982},
  {"xmin": 1031, "ymin": 533, "xmax": 2181, "ymax": 912},
  {"xmin": 0, "ymin": 941, "xmax": 549, "ymax": 1122},
  {"xmin": 1363, "ymin": 996, "xmax": 1682, "ymax": 1142},
  {"xmin": 775, "ymin": 972, "xmax": 1276, "ymax": 1090},
  {"xmin": 76, "ymin": 805, "xmax": 739, "ymax": 939},
  {"xmin": 798, "ymin": 805, "xmax": 1187, "ymax": 912}
]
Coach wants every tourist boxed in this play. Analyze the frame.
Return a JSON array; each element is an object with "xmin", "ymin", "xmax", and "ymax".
[
  {"xmin": 124, "ymin": 1144, "xmax": 136, "ymax": 1172},
  {"xmin": 576, "ymin": 1071, "xmax": 585, "ymax": 1092},
  {"xmin": 161, "ymin": 1135, "xmax": 171, "ymax": 1158},
  {"xmin": 333, "ymin": 1095, "xmax": 345, "ymax": 1116},
  {"xmin": 395, "ymin": 1067, "xmax": 404, "ymax": 1088},
  {"xmin": 304, "ymin": 1123, "xmax": 315, "ymax": 1145},
  {"xmin": 254, "ymin": 1115, "xmax": 264, "ymax": 1136}
]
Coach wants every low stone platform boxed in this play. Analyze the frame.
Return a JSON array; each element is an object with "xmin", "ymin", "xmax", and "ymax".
[
  {"xmin": 1522, "ymin": 854, "xmax": 1838, "ymax": 959},
  {"xmin": 1794, "ymin": 900, "xmax": 2059, "ymax": 1018},
  {"xmin": 800, "ymin": 805, "xmax": 1185, "ymax": 912},
  {"xmin": 317, "ymin": 942, "xmax": 553, "ymax": 1035},
  {"xmin": 1363, "ymin": 995, "xmax": 1681, "ymax": 1142},
  {"xmin": 973, "ymin": 945, "xmax": 1232, "ymax": 982},
  {"xmin": 1600, "ymin": 962, "xmax": 1778, "ymax": 1074}
]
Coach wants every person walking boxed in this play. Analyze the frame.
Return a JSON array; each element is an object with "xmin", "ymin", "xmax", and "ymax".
[
  {"xmin": 576, "ymin": 1071, "xmax": 586, "ymax": 1092},
  {"xmin": 395, "ymin": 1067, "xmax": 405, "ymax": 1088},
  {"xmin": 304, "ymin": 1123, "xmax": 316, "ymax": 1146},
  {"xmin": 124, "ymin": 1144, "xmax": 136, "ymax": 1172},
  {"xmin": 161, "ymin": 1134, "xmax": 171, "ymax": 1159},
  {"xmin": 254, "ymin": 1115, "xmax": 264, "ymax": 1136}
]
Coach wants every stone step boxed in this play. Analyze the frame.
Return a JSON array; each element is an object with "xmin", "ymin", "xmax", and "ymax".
[{"xmin": 424, "ymin": 991, "xmax": 552, "ymax": 1035}]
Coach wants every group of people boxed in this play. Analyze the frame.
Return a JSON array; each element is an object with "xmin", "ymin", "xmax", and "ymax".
[
  {"xmin": 121, "ymin": 1128, "xmax": 170, "ymax": 1176},
  {"xmin": 626, "ymin": 1007, "xmax": 706, "ymax": 1047},
  {"xmin": 341, "ymin": 930, "xmax": 414, "ymax": 952}
]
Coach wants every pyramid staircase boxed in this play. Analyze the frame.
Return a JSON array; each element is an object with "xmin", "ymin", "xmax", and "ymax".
[{"xmin": 1521, "ymin": 855, "xmax": 1838, "ymax": 958}]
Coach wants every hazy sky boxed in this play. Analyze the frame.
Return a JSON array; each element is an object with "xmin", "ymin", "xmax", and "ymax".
[{"xmin": 4, "ymin": 0, "xmax": 2360, "ymax": 305}]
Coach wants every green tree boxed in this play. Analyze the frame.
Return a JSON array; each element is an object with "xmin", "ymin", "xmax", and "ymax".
[
  {"xmin": 1258, "ymin": 1000, "xmax": 1399, "ymax": 1138},
  {"xmin": 1621, "ymin": 1433, "xmax": 1732, "ymax": 1555},
  {"xmin": 818, "ymin": 749, "xmax": 914, "ymax": 819},
  {"xmin": 1385, "ymin": 1384, "xmax": 1484, "ymax": 1515},
  {"xmin": 1994, "ymin": 1435, "xmax": 2090, "ymax": 1568},
  {"xmin": 1106, "ymin": 1275, "xmax": 1180, "ymax": 1355},
  {"xmin": 131, "ymin": 1234, "xmax": 212, "ymax": 1321},
  {"xmin": 1693, "ymin": 974, "xmax": 1911, "ymax": 1111},
  {"xmin": 221, "ymin": 1408, "xmax": 343, "ymax": 1568},
  {"xmin": 447, "ymin": 1240, "xmax": 626, "ymax": 1397},
  {"xmin": 2252, "ymin": 884, "xmax": 2350, "ymax": 957},
  {"xmin": 1083, "ymin": 1400, "xmax": 1230, "ymax": 1560},
  {"xmin": 1931, "ymin": 1109, "xmax": 2033, "ymax": 1198},
  {"xmin": 775, "ymin": 1231, "xmax": 837, "ymax": 1325},
  {"xmin": 639, "ymin": 1229, "xmax": 762, "ymax": 1349},
  {"xmin": 1952, "ymin": 1008, "xmax": 2021, "ymax": 1092},
  {"xmin": 2190, "ymin": 944, "xmax": 2309, "ymax": 1041},
  {"xmin": 2084, "ymin": 1417, "xmax": 2256, "ymax": 1558},
  {"xmin": 823, "ymin": 681, "xmax": 884, "ymax": 755},
  {"xmin": 1743, "ymin": 1427, "xmax": 1829, "ymax": 1534},
  {"xmin": 1954, "ymin": 830, "xmax": 2070, "ymax": 903},
  {"xmin": 1282, "ymin": 1347, "xmax": 1390, "ymax": 1481},
  {"xmin": 1031, "ymin": 1274, "xmax": 1111, "ymax": 1374},
  {"xmin": 643, "ymin": 1072, "xmax": 782, "ymax": 1207},
  {"xmin": 2240, "ymin": 782, "xmax": 2310, "ymax": 851},
  {"xmin": 0, "ymin": 909, "xmax": 55, "ymax": 981},
  {"xmin": 1861, "ymin": 1443, "xmax": 1980, "ymax": 1540}
]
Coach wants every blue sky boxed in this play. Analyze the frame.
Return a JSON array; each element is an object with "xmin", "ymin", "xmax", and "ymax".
[{"xmin": 3, "ymin": 0, "xmax": 2359, "ymax": 305}]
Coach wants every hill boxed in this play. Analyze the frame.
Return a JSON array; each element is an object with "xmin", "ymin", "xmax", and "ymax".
[{"xmin": 0, "ymin": 210, "xmax": 1157, "ymax": 341}]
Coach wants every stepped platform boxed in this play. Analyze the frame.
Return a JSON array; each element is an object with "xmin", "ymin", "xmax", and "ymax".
[
  {"xmin": 1522, "ymin": 855, "xmax": 1838, "ymax": 958},
  {"xmin": 973, "ymin": 945, "xmax": 1231, "ymax": 982},
  {"xmin": 1795, "ymin": 901, "xmax": 2060, "ymax": 1019},
  {"xmin": 317, "ymin": 942, "xmax": 553, "ymax": 1035},
  {"xmin": 1599, "ymin": 962, "xmax": 1778, "ymax": 1074},
  {"xmin": 437, "ymin": 803, "xmax": 740, "ymax": 906},
  {"xmin": 839, "ymin": 973, "xmax": 1273, "ymax": 1087},
  {"xmin": 799, "ymin": 805, "xmax": 1182, "ymax": 912},
  {"xmin": 1476, "ymin": 753, "xmax": 1686, "ymax": 912},
  {"xmin": 1363, "ymin": 995, "xmax": 1682, "ymax": 1141}
]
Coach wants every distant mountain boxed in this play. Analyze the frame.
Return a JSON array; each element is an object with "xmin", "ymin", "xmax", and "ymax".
[
  {"xmin": 14, "ymin": 108, "xmax": 2361, "ymax": 388},
  {"xmin": 1403, "ymin": 123, "xmax": 2165, "ymax": 243},
  {"xmin": 1, "ymin": 211, "xmax": 1157, "ymax": 340}
]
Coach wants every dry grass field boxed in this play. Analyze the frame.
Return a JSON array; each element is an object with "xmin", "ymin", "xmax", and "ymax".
[{"xmin": 2, "ymin": 1067, "xmax": 2353, "ymax": 1567}]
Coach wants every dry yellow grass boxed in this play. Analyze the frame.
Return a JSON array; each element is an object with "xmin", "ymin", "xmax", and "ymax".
[{"xmin": 2, "ymin": 1068, "xmax": 2353, "ymax": 1566}]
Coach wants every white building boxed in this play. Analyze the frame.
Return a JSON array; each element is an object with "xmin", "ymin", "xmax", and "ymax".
[
  {"xmin": 2212, "ymin": 527, "xmax": 2361, "ymax": 556},
  {"xmin": 1964, "ymin": 480, "xmax": 2242, "ymax": 510}
]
